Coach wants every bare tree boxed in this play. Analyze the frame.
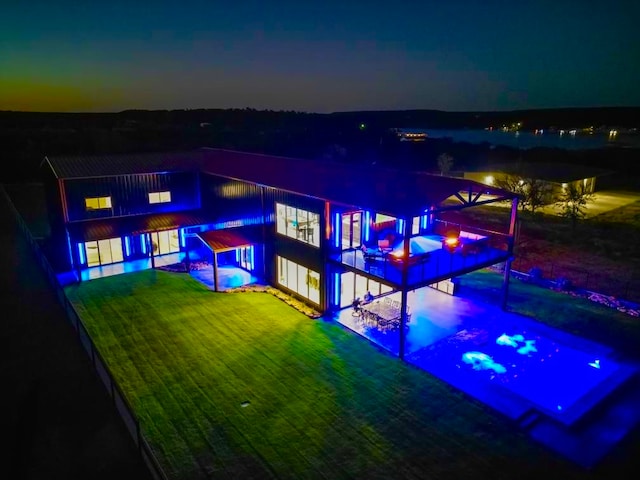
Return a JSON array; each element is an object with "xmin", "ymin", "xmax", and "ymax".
[
  {"xmin": 495, "ymin": 174, "xmax": 527, "ymax": 208},
  {"xmin": 555, "ymin": 183, "xmax": 594, "ymax": 229},
  {"xmin": 437, "ymin": 153, "xmax": 454, "ymax": 176},
  {"xmin": 495, "ymin": 174, "xmax": 549, "ymax": 216},
  {"xmin": 524, "ymin": 178, "xmax": 548, "ymax": 215}
]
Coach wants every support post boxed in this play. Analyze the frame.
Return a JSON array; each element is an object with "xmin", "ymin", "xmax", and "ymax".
[
  {"xmin": 399, "ymin": 217, "xmax": 411, "ymax": 360},
  {"xmin": 148, "ymin": 233, "xmax": 155, "ymax": 269},
  {"xmin": 501, "ymin": 197, "xmax": 519, "ymax": 310},
  {"xmin": 213, "ymin": 252, "xmax": 219, "ymax": 292},
  {"xmin": 184, "ymin": 243, "xmax": 191, "ymax": 272}
]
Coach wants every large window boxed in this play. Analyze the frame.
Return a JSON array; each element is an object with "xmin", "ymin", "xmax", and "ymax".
[
  {"xmin": 83, "ymin": 237, "xmax": 123, "ymax": 267},
  {"xmin": 276, "ymin": 202, "xmax": 320, "ymax": 247},
  {"xmin": 85, "ymin": 196, "xmax": 112, "ymax": 211},
  {"xmin": 339, "ymin": 271, "xmax": 393, "ymax": 308},
  {"xmin": 277, "ymin": 255, "xmax": 320, "ymax": 305},
  {"xmin": 150, "ymin": 229, "xmax": 180, "ymax": 255},
  {"xmin": 149, "ymin": 191, "xmax": 172, "ymax": 204}
]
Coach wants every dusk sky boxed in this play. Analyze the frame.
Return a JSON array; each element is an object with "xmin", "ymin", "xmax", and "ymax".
[{"xmin": 2, "ymin": 0, "xmax": 639, "ymax": 113}]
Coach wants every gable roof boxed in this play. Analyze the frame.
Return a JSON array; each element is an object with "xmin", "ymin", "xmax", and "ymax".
[{"xmin": 44, "ymin": 148, "xmax": 517, "ymax": 217}]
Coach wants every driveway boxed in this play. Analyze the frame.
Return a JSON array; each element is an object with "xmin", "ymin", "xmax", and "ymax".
[{"xmin": 538, "ymin": 189, "xmax": 640, "ymax": 218}]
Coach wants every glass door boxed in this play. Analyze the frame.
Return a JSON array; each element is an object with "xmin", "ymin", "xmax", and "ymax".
[
  {"xmin": 341, "ymin": 211, "xmax": 362, "ymax": 250},
  {"xmin": 150, "ymin": 229, "xmax": 180, "ymax": 255},
  {"xmin": 83, "ymin": 237, "xmax": 124, "ymax": 267}
]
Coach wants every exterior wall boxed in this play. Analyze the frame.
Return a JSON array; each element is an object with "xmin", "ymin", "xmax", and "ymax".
[
  {"xmin": 199, "ymin": 174, "xmax": 264, "ymax": 227},
  {"xmin": 40, "ymin": 167, "xmax": 73, "ymax": 272},
  {"xmin": 63, "ymin": 172, "xmax": 200, "ymax": 222},
  {"xmin": 264, "ymin": 189, "xmax": 327, "ymax": 309}
]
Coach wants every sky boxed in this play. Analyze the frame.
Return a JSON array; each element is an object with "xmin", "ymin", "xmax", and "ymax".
[{"xmin": 1, "ymin": 0, "xmax": 639, "ymax": 113}]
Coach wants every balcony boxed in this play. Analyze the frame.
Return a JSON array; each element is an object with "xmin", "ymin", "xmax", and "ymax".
[{"xmin": 331, "ymin": 230, "xmax": 511, "ymax": 288}]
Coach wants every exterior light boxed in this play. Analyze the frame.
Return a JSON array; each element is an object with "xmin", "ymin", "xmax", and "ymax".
[{"xmin": 485, "ymin": 175, "xmax": 494, "ymax": 185}]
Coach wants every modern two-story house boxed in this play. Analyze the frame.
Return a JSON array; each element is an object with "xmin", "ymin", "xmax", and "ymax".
[{"xmin": 41, "ymin": 147, "xmax": 519, "ymax": 358}]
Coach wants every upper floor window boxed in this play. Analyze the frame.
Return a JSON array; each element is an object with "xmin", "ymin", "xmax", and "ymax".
[
  {"xmin": 85, "ymin": 196, "xmax": 112, "ymax": 211},
  {"xmin": 149, "ymin": 191, "xmax": 172, "ymax": 204},
  {"xmin": 276, "ymin": 202, "xmax": 320, "ymax": 247}
]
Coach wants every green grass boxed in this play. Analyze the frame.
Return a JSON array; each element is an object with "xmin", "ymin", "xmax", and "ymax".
[{"xmin": 64, "ymin": 269, "xmax": 639, "ymax": 480}]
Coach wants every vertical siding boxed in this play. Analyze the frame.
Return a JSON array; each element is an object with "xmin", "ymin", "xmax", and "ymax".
[
  {"xmin": 63, "ymin": 172, "xmax": 200, "ymax": 221},
  {"xmin": 199, "ymin": 175, "xmax": 264, "ymax": 226}
]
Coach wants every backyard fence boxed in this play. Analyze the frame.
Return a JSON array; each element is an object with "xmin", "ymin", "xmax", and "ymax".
[
  {"xmin": 1, "ymin": 185, "xmax": 168, "ymax": 480},
  {"xmin": 511, "ymin": 257, "xmax": 639, "ymax": 305}
]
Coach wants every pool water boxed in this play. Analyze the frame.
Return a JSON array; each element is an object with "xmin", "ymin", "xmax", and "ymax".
[
  {"xmin": 459, "ymin": 330, "xmax": 619, "ymax": 415},
  {"xmin": 413, "ymin": 326, "xmax": 624, "ymax": 422}
]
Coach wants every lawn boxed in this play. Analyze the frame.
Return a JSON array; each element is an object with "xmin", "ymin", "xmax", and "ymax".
[{"xmin": 64, "ymin": 269, "xmax": 637, "ymax": 480}]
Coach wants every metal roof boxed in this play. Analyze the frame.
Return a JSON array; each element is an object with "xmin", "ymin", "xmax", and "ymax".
[
  {"xmin": 67, "ymin": 209, "xmax": 216, "ymax": 242},
  {"xmin": 198, "ymin": 226, "xmax": 260, "ymax": 253},
  {"xmin": 44, "ymin": 150, "xmax": 204, "ymax": 179},
  {"xmin": 45, "ymin": 148, "xmax": 517, "ymax": 217},
  {"xmin": 197, "ymin": 148, "xmax": 516, "ymax": 217}
]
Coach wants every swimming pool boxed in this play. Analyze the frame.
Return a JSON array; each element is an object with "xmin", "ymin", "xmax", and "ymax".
[{"xmin": 409, "ymin": 326, "xmax": 631, "ymax": 425}]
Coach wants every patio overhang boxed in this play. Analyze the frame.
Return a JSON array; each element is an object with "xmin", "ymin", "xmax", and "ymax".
[
  {"xmin": 197, "ymin": 227, "xmax": 257, "ymax": 253},
  {"xmin": 195, "ymin": 226, "xmax": 261, "ymax": 292}
]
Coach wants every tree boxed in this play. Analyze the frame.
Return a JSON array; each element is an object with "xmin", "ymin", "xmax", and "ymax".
[
  {"xmin": 523, "ymin": 178, "xmax": 548, "ymax": 215},
  {"xmin": 437, "ymin": 153, "xmax": 454, "ymax": 176},
  {"xmin": 495, "ymin": 174, "xmax": 527, "ymax": 209},
  {"xmin": 555, "ymin": 183, "xmax": 594, "ymax": 230},
  {"xmin": 495, "ymin": 174, "xmax": 548, "ymax": 216}
]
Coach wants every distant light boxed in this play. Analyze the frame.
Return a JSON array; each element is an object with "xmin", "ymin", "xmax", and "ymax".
[
  {"xmin": 485, "ymin": 175, "xmax": 495, "ymax": 185},
  {"xmin": 359, "ymin": 123, "xmax": 366, "ymax": 130}
]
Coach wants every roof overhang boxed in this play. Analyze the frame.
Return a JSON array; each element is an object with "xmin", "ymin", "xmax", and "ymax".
[
  {"xmin": 197, "ymin": 226, "xmax": 259, "ymax": 253},
  {"xmin": 67, "ymin": 209, "xmax": 216, "ymax": 242}
]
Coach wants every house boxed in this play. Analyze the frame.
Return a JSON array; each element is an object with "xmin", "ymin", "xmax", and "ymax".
[
  {"xmin": 41, "ymin": 148, "xmax": 519, "ymax": 358},
  {"xmin": 462, "ymin": 162, "xmax": 613, "ymax": 204}
]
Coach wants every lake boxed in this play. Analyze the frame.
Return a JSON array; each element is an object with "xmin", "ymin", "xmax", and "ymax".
[{"xmin": 423, "ymin": 128, "xmax": 640, "ymax": 150}]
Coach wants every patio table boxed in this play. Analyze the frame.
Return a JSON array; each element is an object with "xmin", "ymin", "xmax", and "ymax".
[{"xmin": 361, "ymin": 301, "xmax": 401, "ymax": 328}]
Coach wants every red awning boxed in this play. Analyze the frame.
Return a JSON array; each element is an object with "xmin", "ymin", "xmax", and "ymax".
[{"xmin": 198, "ymin": 227, "xmax": 257, "ymax": 253}]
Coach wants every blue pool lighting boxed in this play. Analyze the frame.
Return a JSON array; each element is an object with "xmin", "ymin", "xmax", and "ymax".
[
  {"xmin": 496, "ymin": 333, "xmax": 537, "ymax": 355},
  {"xmin": 454, "ymin": 330, "xmax": 621, "ymax": 416},
  {"xmin": 462, "ymin": 351, "xmax": 507, "ymax": 374}
]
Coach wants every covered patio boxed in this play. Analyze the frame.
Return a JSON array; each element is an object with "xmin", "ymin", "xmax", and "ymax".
[{"xmin": 192, "ymin": 227, "xmax": 263, "ymax": 291}]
